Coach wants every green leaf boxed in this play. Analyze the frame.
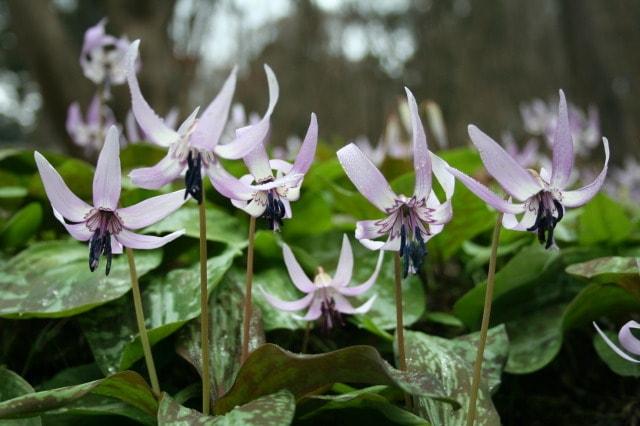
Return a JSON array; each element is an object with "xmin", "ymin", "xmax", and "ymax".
[
  {"xmin": 282, "ymin": 191, "xmax": 333, "ymax": 237},
  {"xmin": 402, "ymin": 326, "xmax": 509, "ymax": 426},
  {"xmin": 504, "ymin": 305, "xmax": 564, "ymax": 374},
  {"xmin": 0, "ymin": 202, "xmax": 42, "ymax": 249},
  {"xmin": 593, "ymin": 330, "xmax": 640, "ymax": 377},
  {"xmin": 0, "ymin": 186, "xmax": 28, "ymax": 199},
  {"xmin": 158, "ymin": 390, "xmax": 295, "ymax": 425},
  {"xmin": 79, "ymin": 247, "xmax": 239, "ymax": 374},
  {"xmin": 0, "ymin": 241, "xmax": 161, "ymax": 318},
  {"xmin": 0, "ymin": 367, "xmax": 41, "ymax": 425},
  {"xmin": 119, "ymin": 143, "xmax": 167, "ymax": 171},
  {"xmin": 0, "ymin": 371, "xmax": 157, "ymax": 421},
  {"xmin": 215, "ymin": 344, "xmax": 460, "ymax": 415},
  {"xmin": 566, "ymin": 256, "xmax": 640, "ymax": 286},
  {"xmin": 176, "ymin": 269, "xmax": 266, "ymax": 400},
  {"xmin": 578, "ymin": 193, "xmax": 633, "ymax": 245}
]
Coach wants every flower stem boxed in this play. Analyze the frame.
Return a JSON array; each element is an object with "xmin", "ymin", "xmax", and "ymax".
[
  {"xmin": 126, "ymin": 247, "xmax": 160, "ymax": 397},
  {"xmin": 241, "ymin": 215, "xmax": 257, "ymax": 363},
  {"xmin": 393, "ymin": 252, "xmax": 407, "ymax": 371},
  {"xmin": 466, "ymin": 211, "xmax": 503, "ymax": 426},
  {"xmin": 198, "ymin": 189, "xmax": 211, "ymax": 415}
]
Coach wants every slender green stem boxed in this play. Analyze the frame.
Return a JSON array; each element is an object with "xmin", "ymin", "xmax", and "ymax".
[
  {"xmin": 199, "ymin": 190, "xmax": 211, "ymax": 415},
  {"xmin": 466, "ymin": 211, "xmax": 503, "ymax": 426},
  {"xmin": 241, "ymin": 216, "xmax": 257, "ymax": 363},
  {"xmin": 394, "ymin": 253, "xmax": 412, "ymax": 409},
  {"xmin": 126, "ymin": 247, "xmax": 160, "ymax": 397}
]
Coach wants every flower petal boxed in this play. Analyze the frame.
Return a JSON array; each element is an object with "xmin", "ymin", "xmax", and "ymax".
[
  {"xmin": 190, "ymin": 67, "xmax": 237, "ymax": 151},
  {"xmin": 593, "ymin": 321, "xmax": 640, "ymax": 363},
  {"xmin": 405, "ymin": 88, "xmax": 432, "ymax": 200},
  {"xmin": 290, "ymin": 113, "xmax": 318, "ymax": 175},
  {"xmin": 116, "ymin": 228, "xmax": 185, "ymax": 250},
  {"xmin": 66, "ymin": 102, "xmax": 82, "ymax": 135},
  {"xmin": 243, "ymin": 143, "xmax": 273, "ymax": 181},
  {"xmin": 355, "ymin": 219, "xmax": 386, "ymax": 241},
  {"xmin": 550, "ymin": 90, "xmax": 574, "ymax": 189},
  {"xmin": 502, "ymin": 204, "xmax": 538, "ymax": 231},
  {"xmin": 468, "ymin": 124, "xmax": 541, "ymax": 201},
  {"xmin": 282, "ymin": 242, "xmax": 316, "ymax": 293},
  {"xmin": 93, "ymin": 126, "xmax": 121, "ymax": 210},
  {"xmin": 299, "ymin": 297, "xmax": 323, "ymax": 321},
  {"xmin": 125, "ymin": 40, "xmax": 180, "ymax": 147},
  {"xmin": 125, "ymin": 110, "xmax": 142, "ymax": 142},
  {"xmin": 176, "ymin": 106, "xmax": 200, "ymax": 135},
  {"xmin": 259, "ymin": 288, "xmax": 314, "ymax": 312},
  {"xmin": 231, "ymin": 197, "xmax": 267, "ymax": 217},
  {"xmin": 53, "ymin": 208, "xmax": 92, "ymax": 241},
  {"xmin": 430, "ymin": 151, "xmax": 455, "ymax": 200},
  {"xmin": 117, "ymin": 190, "xmax": 188, "ymax": 229},
  {"xmin": 338, "ymin": 250, "xmax": 383, "ymax": 296},
  {"xmin": 87, "ymin": 95, "xmax": 101, "ymax": 124},
  {"xmin": 206, "ymin": 164, "xmax": 254, "ymax": 201},
  {"xmin": 331, "ymin": 234, "xmax": 353, "ymax": 287},
  {"xmin": 359, "ymin": 235, "xmax": 401, "ymax": 252},
  {"xmin": 34, "ymin": 152, "xmax": 92, "ymax": 222},
  {"xmin": 620, "ymin": 321, "xmax": 640, "ymax": 355},
  {"xmin": 337, "ymin": 143, "xmax": 397, "ymax": 212},
  {"xmin": 446, "ymin": 165, "xmax": 526, "ymax": 214},
  {"xmin": 333, "ymin": 293, "xmax": 377, "ymax": 315},
  {"xmin": 561, "ymin": 138, "xmax": 610, "ymax": 208},
  {"xmin": 214, "ymin": 64, "xmax": 279, "ymax": 160},
  {"xmin": 129, "ymin": 152, "xmax": 184, "ymax": 189}
]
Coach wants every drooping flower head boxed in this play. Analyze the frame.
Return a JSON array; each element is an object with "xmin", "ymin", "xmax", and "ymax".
[
  {"xmin": 447, "ymin": 90, "xmax": 610, "ymax": 249},
  {"xmin": 594, "ymin": 321, "xmax": 640, "ymax": 363},
  {"xmin": 35, "ymin": 126, "xmax": 187, "ymax": 275},
  {"xmin": 260, "ymin": 235, "xmax": 381, "ymax": 332},
  {"xmin": 66, "ymin": 95, "xmax": 116, "ymax": 154},
  {"xmin": 337, "ymin": 88, "xmax": 455, "ymax": 278},
  {"xmin": 125, "ymin": 40, "xmax": 259, "ymax": 203},
  {"xmin": 207, "ymin": 71, "xmax": 318, "ymax": 231},
  {"xmin": 80, "ymin": 18, "xmax": 134, "ymax": 88}
]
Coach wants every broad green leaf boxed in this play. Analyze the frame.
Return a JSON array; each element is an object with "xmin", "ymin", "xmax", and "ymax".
[
  {"xmin": 402, "ymin": 326, "xmax": 508, "ymax": 426},
  {"xmin": 215, "ymin": 343, "xmax": 460, "ymax": 414},
  {"xmin": 578, "ymin": 193, "xmax": 633, "ymax": 245},
  {"xmin": 505, "ymin": 305, "xmax": 564, "ymax": 374},
  {"xmin": 282, "ymin": 191, "xmax": 333, "ymax": 237},
  {"xmin": 119, "ymin": 143, "xmax": 167, "ymax": 171},
  {"xmin": 158, "ymin": 390, "xmax": 295, "ymax": 425},
  {"xmin": 454, "ymin": 244, "xmax": 560, "ymax": 329},
  {"xmin": 562, "ymin": 283, "xmax": 640, "ymax": 331},
  {"xmin": 144, "ymin": 205, "xmax": 247, "ymax": 248},
  {"xmin": 0, "ymin": 202, "xmax": 42, "ymax": 249},
  {"xmin": 0, "ymin": 371, "xmax": 157, "ymax": 421},
  {"xmin": 593, "ymin": 330, "xmax": 640, "ymax": 377},
  {"xmin": 80, "ymin": 247, "xmax": 239, "ymax": 374},
  {"xmin": 302, "ymin": 158, "xmax": 344, "ymax": 192},
  {"xmin": 566, "ymin": 256, "xmax": 640, "ymax": 287},
  {"xmin": 0, "ymin": 367, "xmax": 41, "ymax": 425},
  {"xmin": 176, "ymin": 269, "xmax": 266, "ymax": 401},
  {"xmin": 0, "ymin": 186, "xmax": 28, "ymax": 199},
  {"xmin": 0, "ymin": 241, "xmax": 161, "ymax": 319},
  {"xmin": 424, "ymin": 312, "xmax": 465, "ymax": 328}
]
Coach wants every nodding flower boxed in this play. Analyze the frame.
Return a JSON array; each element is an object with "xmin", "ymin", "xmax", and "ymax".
[
  {"xmin": 337, "ymin": 88, "xmax": 455, "ymax": 278},
  {"xmin": 446, "ymin": 90, "xmax": 609, "ymax": 249},
  {"xmin": 593, "ymin": 321, "xmax": 640, "ymax": 363},
  {"xmin": 66, "ymin": 95, "xmax": 116, "ymax": 154},
  {"xmin": 125, "ymin": 40, "xmax": 263, "ymax": 203},
  {"xmin": 260, "ymin": 235, "xmax": 381, "ymax": 332},
  {"xmin": 207, "ymin": 75, "xmax": 318, "ymax": 231},
  {"xmin": 35, "ymin": 126, "xmax": 187, "ymax": 275}
]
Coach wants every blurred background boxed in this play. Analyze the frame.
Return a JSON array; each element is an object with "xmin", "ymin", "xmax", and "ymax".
[{"xmin": 0, "ymin": 0, "xmax": 638, "ymax": 166}]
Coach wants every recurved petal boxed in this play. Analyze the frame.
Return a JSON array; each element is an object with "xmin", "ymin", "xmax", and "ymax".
[
  {"xmin": 259, "ymin": 288, "xmax": 314, "ymax": 312},
  {"xmin": 34, "ymin": 152, "xmax": 92, "ymax": 222},
  {"xmin": 619, "ymin": 321, "xmax": 640, "ymax": 355},
  {"xmin": 283, "ymin": 243, "xmax": 316, "ymax": 293},
  {"xmin": 551, "ymin": 90, "xmax": 574, "ymax": 189},
  {"xmin": 359, "ymin": 235, "xmax": 401, "ymax": 252},
  {"xmin": 502, "ymin": 205, "xmax": 538, "ymax": 231},
  {"xmin": 190, "ymin": 66, "xmax": 237, "ymax": 151},
  {"xmin": 111, "ymin": 236, "xmax": 123, "ymax": 254},
  {"xmin": 116, "ymin": 228, "xmax": 185, "ymax": 250},
  {"xmin": 93, "ymin": 126, "xmax": 121, "ymax": 210},
  {"xmin": 117, "ymin": 189, "xmax": 188, "ymax": 229},
  {"xmin": 290, "ymin": 113, "xmax": 318, "ymax": 175},
  {"xmin": 430, "ymin": 151, "xmax": 455, "ymax": 200},
  {"xmin": 206, "ymin": 164, "xmax": 254, "ymax": 201},
  {"xmin": 405, "ymin": 88, "xmax": 432, "ymax": 200},
  {"xmin": 231, "ymin": 197, "xmax": 267, "ymax": 217},
  {"xmin": 333, "ymin": 293, "xmax": 377, "ymax": 315},
  {"xmin": 468, "ymin": 124, "xmax": 541, "ymax": 201},
  {"xmin": 125, "ymin": 41, "xmax": 180, "ymax": 147},
  {"xmin": 300, "ymin": 297, "xmax": 323, "ymax": 321},
  {"xmin": 337, "ymin": 143, "xmax": 397, "ymax": 212},
  {"xmin": 338, "ymin": 250, "xmax": 383, "ymax": 295},
  {"xmin": 593, "ymin": 321, "xmax": 640, "ymax": 363},
  {"xmin": 53, "ymin": 208, "xmax": 92, "ymax": 241},
  {"xmin": 355, "ymin": 220, "xmax": 385, "ymax": 242},
  {"xmin": 129, "ymin": 152, "xmax": 184, "ymax": 190},
  {"xmin": 331, "ymin": 234, "xmax": 353, "ymax": 287},
  {"xmin": 446, "ymin": 165, "xmax": 526, "ymax": 215},
  {"xmin": 561, "ymin": 138, "xmax": 609, "ymax": 208},
  {"xmin": 242, "ymin": 142, "xmax": 273, "ymax": 181}
]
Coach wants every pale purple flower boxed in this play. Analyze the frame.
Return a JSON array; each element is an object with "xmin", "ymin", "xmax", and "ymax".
[
  {"xmin": 383, "ymin": 113, "xmax": 412, "ymax": 160},
  {"xmin": 447, "ymin": 90, "xmax": 610, "ymax": 249},
  {"xmin": 80, "ymin": 18, "xmax": 134, "ymax": 88},
  {"xmin": 66, "ymin": 95, "xmax": 116, "ymax": 153},
  {"xmin": 594, "ymin": 321, "xmax": 640, "ymax": 363},
  {"xmin": 354, "ymin": 135, "xmax": 385, "ymax": 166},
  {"xmin": 125, "ymin": 107, "xmax": 178, "ymax": 144},
  {"xmin": 34, "ymin": 126, "xmax": 187, "ymax": 275},
  {"xmin": 520, "ymin": 98, "xmax": 552, "ymax": 136},
  {"xmin": 610, "ymin": 157, "xmax": 640, "ymax": 202},
  {"xmin": 260, "ymin": 235, "xmax": 381, "ymax": 331},
  {"xmin": 337, "ymin": 88, "xmax": 455, "ymax": 277},
  {"xmin": 125, "ymin": 40, "xmax": 258, "ymax": 203},
  {"xmin": 502, "ymin": 131, "xmax": 539, "ymax": 168}
]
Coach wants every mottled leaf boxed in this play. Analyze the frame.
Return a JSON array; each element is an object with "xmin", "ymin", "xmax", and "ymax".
[
  {"xmin": 0, "ymin": 367, "xmax": 41, "ymax": 425},
  {"xmin": 0, "ymin": 241, "xmax": 161, "ymax": 318},
  {"xmin": 566, "ymin": 256, "xmax": 640, "ymax": 287},
  {"xmin": 158, "ymin": 390, "xmax": 295, "ymax": 426},
  {"xmin": 79, "ymin": 247, "xmax": 239, "ymax": 374},
  {"xmin": 402, "ymin": 326, "xmax": 509, "ymax": 426},
  {"xmin": 215, "ymin": 343, "xmax": 459, "ymax": 415}
]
